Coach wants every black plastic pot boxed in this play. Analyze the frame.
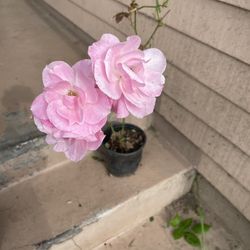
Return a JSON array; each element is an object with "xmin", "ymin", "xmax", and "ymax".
[{"xmin": 100, "ymin": 123, "xmax": 146, "ymax": 177}]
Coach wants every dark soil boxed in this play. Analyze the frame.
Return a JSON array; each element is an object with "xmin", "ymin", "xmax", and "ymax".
[{"xmin": 104, "ymin": 127, "xmax": 144, "ymax": 153}]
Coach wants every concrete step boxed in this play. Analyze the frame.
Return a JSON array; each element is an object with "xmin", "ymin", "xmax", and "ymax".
[
  {"xmin": 94, "ymin": 197, "xmax": 244, "ymax": 250},
  {"xmin": 0, "ymin": 130, "xmax": 195, "ymax": 250}
]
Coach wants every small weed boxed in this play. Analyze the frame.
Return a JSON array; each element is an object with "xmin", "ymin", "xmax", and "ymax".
[{"xmin": 168, "ymin": 208, "xmax": 211, "ymax": 249}]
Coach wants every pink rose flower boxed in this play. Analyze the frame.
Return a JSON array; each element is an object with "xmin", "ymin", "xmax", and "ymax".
[
  {"xmin": 31, "ymin": 60, "xmax": 111, "ymax": 161},
  {"xmin": 88, "ymin": 34, "xmax": 166, "ymax": 118}
]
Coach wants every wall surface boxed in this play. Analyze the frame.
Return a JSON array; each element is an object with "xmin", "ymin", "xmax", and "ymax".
[{"xmin": 43, "ymin": 0, "xmax": 250, "ymax": 220}]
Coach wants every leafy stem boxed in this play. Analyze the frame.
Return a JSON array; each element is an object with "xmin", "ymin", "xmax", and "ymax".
[
  {"xmin": 133, "ymin": 9, "xmax": 138, "ymax": 34},
  {"xmin": 142, "ymin": 9, "xmax": 170, "ymax": 49},
  {"xmin": 125, "ymin": 0, "xmax": 170, "ymax": 49}
]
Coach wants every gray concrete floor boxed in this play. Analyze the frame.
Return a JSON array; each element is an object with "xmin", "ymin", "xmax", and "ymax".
[
  {"xmin": 96, "ymin": 197, "xmax": 245, "ymax": 250},
  {"xmin": 0, "ymin": 0, "xmax": 90, "ymax": 150}
]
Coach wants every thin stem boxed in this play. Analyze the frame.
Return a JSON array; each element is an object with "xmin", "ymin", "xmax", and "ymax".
[
  {"xmin": 137, "ymin": 4, "xmax": 167, "ymax": 11},
  {"xmin": 129, "ymin": 7, "xmax": 138, "ymax": 35},
  {"xmin": 142, "ymin": 9, "xmax": 170, "ymax": 49},
  {"xmin": 122, "ymin": 118, "xmax": 126, "ymax": 134},
  {"xmin": 134, "ymin": 10, "xmax": 138, "ymax": 34},
  {"xmin": 142, "ymin": 23, "xmax": 161, "ymax": 49},
  {"xmin": 110, "ymin": 122, "xmax": 116, "ymax": 134},
  {"xmin": 199, "ymin": 208, "xmax": 206, "ymax": 250}
]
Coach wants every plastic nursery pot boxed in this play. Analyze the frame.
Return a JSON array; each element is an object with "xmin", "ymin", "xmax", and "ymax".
[{"xmin": 100, "ymin": 123, "xmax": 146, "ymax": 177}]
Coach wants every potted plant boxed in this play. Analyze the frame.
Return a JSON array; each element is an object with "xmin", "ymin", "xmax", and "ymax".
[{"xmin": 30, "ymin": 0, "xmax": 168, "ymax": 176}]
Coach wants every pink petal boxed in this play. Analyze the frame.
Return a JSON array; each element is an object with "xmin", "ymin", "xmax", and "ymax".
[
  {"xmin": 88, "ymin": 33, "xmax": 120, "ymax": 61},
  {"xmin": 46, "ymin": 100, "xmax": 69, "ymax": 131},
  {"xmin": 87, "ymin": 131, "xmax": 105, "ymax": 150},
  {"xmin": 124, "ymin": 97, "xmax": 156, "ymax": 118},
  {"xmin": 94, "ymin": 59, "xmax": 122, "ymax": 99},
  {"xmin": 73, "ymin": 60, "xmax": 98, "ymax": 103},
  {"xmin": 118, "ymin": 50, "xmax": 144, "ymax": 65},
  {"xmin": 121, "ymin": 82, "xmax": 148, "ymax": 107},
  {"xmin": 140, "ymin": 70, "xmax": 165, "ymax": 97},
  {"xmin": 46, "ymin": 134, "xmax": 57, "ymax": 144},
  {"xmin": 143, "ymin": 48, "xmax": 167, "ymax": 73},
  {"xmin": 31, "ymin": 93, "xmax": 48, "ymax": 120},
  {"xmin": 112, "ymin": 96, "xmax": 130, "ymax": 119},
  {"xmin": 126, "ymin": 35, "xmax": 141, "ymax": 50},
  {"xmin": 65, "ymin": 139, "xmax": 88, "ymax": 162},
  {"xmin": 112, "ymin": 36, "xmax": 141, "ymax": 55},
  {"xmin": 56, "ymin": 99, "xmax": 83, "ymax": 124},
  {"xmin": 104, "ymin": 48, "xmax": 120, "ymax": 83},
  {"xmin": 84, "ymin": 90, "xmax": 111, "ymax": 124},
  {"xmin": 121, "ymin": 64, "xmax": 144, "ymax": 84},
  {"xmin": 34, "ymin": 117, "xmax": 53, "ymax": 134},
  {"xmin": 53, "ymin": 140, "xmax": 68, "ymax": 152},
  {"xmin": 42, "ymin": 61, "xmax": 74, "ymax": 88},
  {"xmin": 44, "ymin": 82, "xmax": 70, "ymax": 102}
]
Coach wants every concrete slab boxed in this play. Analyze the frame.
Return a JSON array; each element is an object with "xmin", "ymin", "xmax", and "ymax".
[{"xmin": 0, "ymin": 130, "xmax": 193, "ymax": 250}]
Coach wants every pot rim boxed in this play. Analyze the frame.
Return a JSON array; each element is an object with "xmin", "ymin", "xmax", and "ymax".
[{"xmin": 101, "ymin": 122, "xmax": 147, "ymax": 156}]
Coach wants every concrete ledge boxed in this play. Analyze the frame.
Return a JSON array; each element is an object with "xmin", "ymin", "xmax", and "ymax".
[
  {"xmin": 0, "ymin": 130, "xmax": 194, "ymax": 250},
  {"xmin": 51, "ymin": 167, "xmax": 194, "ymax": 250},
  {"xmin": 94, "ymin": 193, "xmax": 245, "ymax": 250}
]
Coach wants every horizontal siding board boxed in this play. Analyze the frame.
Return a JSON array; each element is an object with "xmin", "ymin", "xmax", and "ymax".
[
  {"xmin": 217, "ymin": 0, "xmax": 250, "ymax": 10},
  {"xmin": 46, "ymin": 0, "xmax": 250, "ymax": 113},
  {"xmin": 157, "ymin": 95, "xmax": 250, "ymax": 192},
  {"xmin": 165, "ymin": 64, "xmax": 250, "ymax": 156},
  {"xmin": 197, "ymin": 154, "xmax": 250, "ymax": 221},
  {"xmin": 118, "ymin": 0, "xmax": 250, "ymax": 64},
  {"xmin": 43, "ymin": 0, "xmax": 126, "ymax": 41},
  {"xmin": 70, "ymin": 0, "xmax": 132, "ymax": 37},
  {"xmin": 157, "ymin": 27, "xmax": 250, "ymax": 114},
  {"xmin": 79, "ymin": 0, "xmax": 250, "ymax": 114}
]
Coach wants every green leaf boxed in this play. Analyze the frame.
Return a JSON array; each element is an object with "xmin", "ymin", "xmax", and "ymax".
[
  {"xmin": 178, "ymin": 218, "xmax": 193, "ymax": 231},
  {"xmin": 184, "ymin": 232, "xmax": 201, "ymax": 247},
  {"xmin": 192, "ymin": 223, "xmax": 211, "ymax": 234},
  {"xmin": 169, "ymin": 214, "xmax": 181, "ymax": 228},
  {"xmin": 172, "ymin": 228, "xmax": 185, "ymax": 240}
]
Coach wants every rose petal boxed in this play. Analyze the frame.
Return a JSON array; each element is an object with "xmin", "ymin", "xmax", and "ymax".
[
  {"xmin": 113, "ymin": 96, "xmax": 130, "ymax": 119},
  {"xmin": 84, "ymin": 90, "xmax": 111, "ymax": 124},
  {"xmin": 65, "ymin": 139, "xmax": 88, "ymax": 162},
  {"xmin": 87, "ymin": 131, "xmax": 105, "ymax": 150},
  {"xmin": 124, "ymin": 97, "xmax": 156, "ymax": 118},
  {"xmin": 88, "ymin": 33, "xmax": 120, "ymax": 61},
  {"xmin": 46, "ymin": 100, "xmax": 69, "ymax": 130},
  {"xmin": 42, "ymin": 61, "xmax": 74, "ymax": 88},
  {"xmin": 31, "ymin": 93, "xmax": 48, "ymax": 120},
  {"xmin": 94, "ymin": 59, "xmax": 122, "ymax": 99},
  {"xmin": 143, "ymin": 48, "xmax": 167, "ymax": 73},
  {"xmin": 140, "ymin": 70, "xmax": 165, "ymax": 97},
  {"xmin": 73, "ymin": 60, "xmax": 98, "ymax": 103}
]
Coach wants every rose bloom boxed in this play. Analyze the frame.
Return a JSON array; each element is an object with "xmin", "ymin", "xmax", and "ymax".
[
  {"xmin": 31, "ymin": 60, "xmax": 111, "ymax": 161},
  {"xmin": 88, "ymin": 34, "xmax": 166, "ymax": 118}
]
